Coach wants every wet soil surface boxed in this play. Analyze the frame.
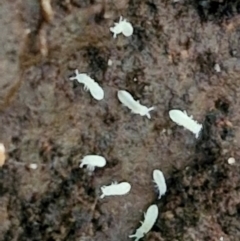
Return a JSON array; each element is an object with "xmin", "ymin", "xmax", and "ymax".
[{"xmin": 1, "ymin": 0, "xmax": 240, "ymax": 240}]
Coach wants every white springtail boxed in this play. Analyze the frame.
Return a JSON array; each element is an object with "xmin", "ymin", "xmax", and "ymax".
[
  {"xmin": 110, "ymin": 16, "xmax": 133, "ymax": 38},
  {"xmin": 79, "ymin": 155, "xmax": 106, "ymax": 171},
  {"xmin": 118, "ymin": 90, "xmax": 154, "ymax": 119},
  {"xmin": 153, "ymin": 169, "xmax": 167, "ymax": 199},
  {"xmin": 69, "ymin": 70, "xmax": 104, "ymax": 100},
  {"xmin": 129, "ymin": 204, "xmax": 159, "ymax": 241},
  {"xmin": 169, "ymin": 109, "xmax": 202, "ymax": 138},
  {"xmin": 100, "ymin": 182, "xmax": 131, "ymax": 198}
]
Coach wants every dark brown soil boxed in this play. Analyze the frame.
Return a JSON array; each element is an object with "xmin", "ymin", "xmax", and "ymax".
[{"xmin": 1, "ymin": 0, "xmax": 240, "ymax": 241}]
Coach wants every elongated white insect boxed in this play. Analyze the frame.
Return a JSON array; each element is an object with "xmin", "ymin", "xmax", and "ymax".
[
  {"xmin": 169, "ymin": 109, "xmax": 202, "ymax": 138},
  {"xmin": 118, "ymin": 90, "xmax": 154, "ymax": 119},
  {"xmin": 69, "ymin": 70, "xmax": 104, "ymax": 100},
  {"xmin": 129, "ymin": 204, "xmax": 159, "ymax": 241},
  {"xmin": 110, "ymin": 16, "xmax": 133, "ymax": 38},
  {"xmin": 100, "ymin": 181, "xmax": 131, "ymax": 198},
  {"xmin": 79, "ymin": 155, "xmax": 106, "ymax": 171},
  {"xmin": 153, "ymin": 170, "xmax": 167, "ymax": 199}
]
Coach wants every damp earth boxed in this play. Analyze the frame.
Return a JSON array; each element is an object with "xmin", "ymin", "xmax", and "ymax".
[{"xmin": 1, "ymin": 0, "xmax": 240, "ymax": 241}]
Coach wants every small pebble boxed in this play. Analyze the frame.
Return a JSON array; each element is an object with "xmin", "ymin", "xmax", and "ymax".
[
  {"xmin": 166, "ymin": 129, "xmax": 172, "ymax": 135},
  {"xmin": 227, "ymin": 157, "xmax": 235, "ymax": 165},
  {"xmin": 108, "ymin": 59, "xmax": 113, "ymax": 66},
  {"xmin": 214, "ymin": 63, "xmax": 221, "ymax": 73},
  {"xmin": 29, "ymin": 163, "xmax": 38, "ymax": 169},
  {"xmin": 161, "ymin": 129, "xmax": 166, "ymax": 134},
  {"xmin": 0, "ymin": 143, "xmax": 6, "ymax": 167}
]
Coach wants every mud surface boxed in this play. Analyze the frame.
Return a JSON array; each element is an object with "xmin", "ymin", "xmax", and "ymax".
[{"xmin": 1, "ymin": 0, "xmax": 240, "ymax": 240}]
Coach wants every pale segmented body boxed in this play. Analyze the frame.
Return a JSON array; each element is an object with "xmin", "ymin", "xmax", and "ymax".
[
  {"xmin": 129, "ymin": 204, "xmax": 159, "ymax": 241},
  {"xmin": 153, "ymin": 169, "xmax": 167, "ymax": 199},
  {"xmin": 118, "ymin": 90, "xmax": 154, "ymax": 119},
  {"xmin": 69, "ymin": 70, "xmax": 104, "ymax": 100},
  {"xmin": 169, "ymin": 109, "xmax": 202, "ymax": 138},
  {"xmin": 100, "ymin": 182, "xmax": 131, "ymax": 198},
  {"xmin": 79, "ymin": 155, "xmax": 106, "ymax": 171},
  {"xmin": 110, "ymin": 16, "xmax": 133, "ymax": 38}
]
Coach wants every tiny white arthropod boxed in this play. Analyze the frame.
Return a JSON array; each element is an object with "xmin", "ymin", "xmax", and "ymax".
[
  {"xmin": 117, "ymin": 90, "xmax": 154, "ymax": 119},
  {"xmin": 79, "ymin": 155, "xmax": 106, "ymax": 171},
  {"xmin": 153, "ymin": 170, "xmax": 167, "ymax": 199},
  {"xmin": 110, "ymin": 16, "xmax": 133, "ymax": 38},
  {"xmin": 129, "ymin": 204, "xmax": 159, "ymax": 241},
  {"xmin": 69, "ymin": 69, "xmax": 104, "ymax": 100},
  {"xmin": 100, "ymin": 181, "xmax": 131, "ymax": 198},
  {"xmin": 169, "ymin": 109, "xmax": 202, "ymax": 138}
]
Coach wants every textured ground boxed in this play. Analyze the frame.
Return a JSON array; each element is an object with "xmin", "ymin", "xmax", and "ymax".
[{"xmin": 1, "ymin": 0, "xmax": 240, "ymax": 241}]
